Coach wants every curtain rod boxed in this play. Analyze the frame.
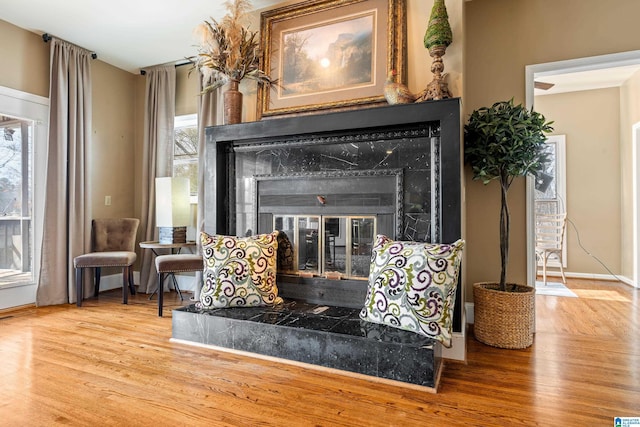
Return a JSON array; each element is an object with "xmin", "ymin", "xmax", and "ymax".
[
  {"xmin": 140, "ymin": 60, "xmax": 192, "ymax": 76},
  {"xmin": 42, "ymin": 33, "xmax": 98, "ymax": 59}
]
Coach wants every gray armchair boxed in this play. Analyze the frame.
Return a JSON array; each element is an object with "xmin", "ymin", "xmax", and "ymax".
[{"xmin": 74, "ymin": 218, "xmax": 140, "ymax": 306}]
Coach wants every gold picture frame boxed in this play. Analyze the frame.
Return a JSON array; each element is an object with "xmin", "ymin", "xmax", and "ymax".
[{"xmin": 258, "ymin": 0, "xmax": 406, "ymax": 119}]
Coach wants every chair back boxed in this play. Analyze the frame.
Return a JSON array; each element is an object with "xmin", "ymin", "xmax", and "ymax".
[
  {"xmin": 93, "ymin": 218, "xmax": 140, "ymax": 252},
  {"xmin": 535, "ymin": 213, "xmax": 567, "ymax": 251}
]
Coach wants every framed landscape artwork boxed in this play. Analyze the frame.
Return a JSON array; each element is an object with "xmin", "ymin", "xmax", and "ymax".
[{"xmin": 258, "ymin": 0, "xmax": 406, "ymax": 118}]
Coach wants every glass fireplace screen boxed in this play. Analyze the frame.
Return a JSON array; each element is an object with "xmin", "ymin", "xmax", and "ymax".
[{"xmin": 274, "ymin": 215, "xmax": 376, "ymax": 279}]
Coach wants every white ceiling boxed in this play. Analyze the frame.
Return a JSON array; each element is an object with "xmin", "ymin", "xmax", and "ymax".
[
  {"xmin": 535, "ymin": 64, "xmax": 640, "ymax": 96},
  {"xmin": 0, "ymin": 0, "xmax": 281, "ymax": 74}
]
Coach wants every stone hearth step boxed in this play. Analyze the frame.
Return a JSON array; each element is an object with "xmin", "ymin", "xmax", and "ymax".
[{"xmin": 171, "ymin": 300, "xmax": 442, "ymax": 390}]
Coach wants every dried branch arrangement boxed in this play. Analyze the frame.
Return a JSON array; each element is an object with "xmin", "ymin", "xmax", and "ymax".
[{"xmin": 193, "ymin": 0, "xmax": 273, "ymax": 92}]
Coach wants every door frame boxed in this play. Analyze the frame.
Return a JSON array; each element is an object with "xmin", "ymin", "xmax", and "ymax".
[
  {"xmin": 525, "ymin": 50, "xmax": 640, "ymax": 288},
  {"xmin": 633, "ymin": 122, "xmax": 640, "ymax": 288}
]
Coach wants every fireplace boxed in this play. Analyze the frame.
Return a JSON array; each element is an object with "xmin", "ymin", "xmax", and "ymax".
[
  {"xmin": 172, "ymin": 99, "xmax": 464, "ymax": 387},
  {"xmin": 204, "ymin": 99, "xmax": 461, "ymax": 325}
]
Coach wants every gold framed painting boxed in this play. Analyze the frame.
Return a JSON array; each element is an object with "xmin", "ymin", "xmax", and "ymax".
[{"xmin": 258, "ymin": 0, "xmax": 406, "ymax": 119}]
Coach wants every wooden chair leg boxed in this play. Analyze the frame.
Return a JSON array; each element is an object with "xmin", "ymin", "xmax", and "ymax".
[
  {"xmin": 158, "ymin": 272, "xmax": 164, "ymax": 317},
  {"xmin": 76, "ymin": 267, "xmax": 83, "ymax": 307},
  {"xmin": 122, "ymin": 266, "xmax": 129, "ymax": 305},
  {"xmin": 128, "ymin": 267, "xmax": 136, "ymax": 295},
  {"xmin": 94, "ymin": 267, "xmax": 101, "ymax": 297}
]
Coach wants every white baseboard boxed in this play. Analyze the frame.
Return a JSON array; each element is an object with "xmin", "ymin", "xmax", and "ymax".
[
  {"xmin": 442, "ymin": 333, "xmax": 466, "ymax": 362},
  {"xmin": 99, "ymin": 271, "xmax": 140, "ymax": 291},
  {"xmin": 0, "ymin": 283, "xmax": 37, "ymax": 310},
  {"xmin": 465, "ymin": 302, "xmax": 474, "ymax": 325},
  {"xmin": 536, "ymin": 270, "xmax": 633, "ymax": 284},
  {"xmin": 100, "ymin": 271, "xmax": 200, "ymax": 293}
]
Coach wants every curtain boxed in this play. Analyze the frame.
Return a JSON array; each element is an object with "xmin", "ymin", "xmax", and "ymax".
[
  {"xmin": 36, "ymin": 39, "xmax": 92, "ymax": 306},
  {"xmin": 138, "ymin": 65, "xmax": 176, "ymax": 294},
  {"xmin": 194, "ymin": 76, "xmax": 223, "ymax": 300}
]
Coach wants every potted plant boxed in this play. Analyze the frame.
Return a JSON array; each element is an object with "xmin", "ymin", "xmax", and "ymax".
[
  {"xmin": 464, "ymin": 99, "xmax": 553, "ymax": 349},
  {"xmin": 193, "ymin": 0, "xmax": 274, "ymax": 124}
]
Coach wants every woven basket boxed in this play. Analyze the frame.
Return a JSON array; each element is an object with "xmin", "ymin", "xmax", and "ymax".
[{"xmin": 473, "ymin": 282, "xmax": 535, "ymax": 349}]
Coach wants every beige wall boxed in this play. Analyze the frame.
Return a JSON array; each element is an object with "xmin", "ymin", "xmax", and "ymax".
[
  {"xmin": 465, "ymin": 0, "xmax": 640, "ymax": 295},
  {"xmin": 535, "ymin": 88, "xmax": 621, "ymax": 275},
  {"xmin": 91, "ymin": 61, "xmax": 138, "ymax": 219},
  {"xmin": 0, "ymin": 18, "xmax": 139, "ymax": 228},
  {"xmin": 619, "ymin": 69, "xmax": 640, "ymax": 278},
  {"xmin": 0, "ymin": 19, "xmax": 49, "ymax": 96}
]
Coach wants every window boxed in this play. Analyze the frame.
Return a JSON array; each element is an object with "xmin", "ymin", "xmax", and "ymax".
[
  {"xmin": 173, "ymin": 114, "xmax": 198, "ymax": 196},
  {"xmin": 534, "ymin": 135, "xmax": 567, "ymax": 268},
  {"xmin": 0, "ymin": 114, "xmax": 33, "ymax": 285}
]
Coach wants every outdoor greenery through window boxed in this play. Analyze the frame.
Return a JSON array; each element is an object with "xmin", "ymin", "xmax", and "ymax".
[
  {"xmin": 0, "ymin": 114, "xmax": 33, "ymax": 283},
  {"xmin": 173, "ymin": 114, "xmax": 198, "ymax": 196}
]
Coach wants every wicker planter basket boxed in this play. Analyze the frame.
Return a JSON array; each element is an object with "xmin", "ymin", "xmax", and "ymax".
[{"xmin": 473, "ymin": 282, "xmax": 535, "ymax": 349}]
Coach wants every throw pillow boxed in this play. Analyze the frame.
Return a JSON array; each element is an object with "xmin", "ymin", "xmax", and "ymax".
[
  {"xmin": 360, "ymin": 235, "xmax": 464, "ymax": 347},
  {"xmin": 199, "ymin": 231, "xmax": 283, "ymax": 309}
]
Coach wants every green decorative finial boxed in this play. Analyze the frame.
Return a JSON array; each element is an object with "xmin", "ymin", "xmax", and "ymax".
[{"xmin": 424, "ymin": 0, "xmax": 453, "ymax": 51}]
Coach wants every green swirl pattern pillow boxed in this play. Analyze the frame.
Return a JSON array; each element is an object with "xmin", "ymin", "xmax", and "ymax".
[
  {"xmin": 360, "ymin": 235, "xmax": 464, "ymax": 347},
  {"xmin": 199, "ymin": 231, "xmax": 283, "ymax": 309}
]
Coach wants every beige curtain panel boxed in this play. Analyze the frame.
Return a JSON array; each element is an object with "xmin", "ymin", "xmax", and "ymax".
[
  {"xmin": 139, "ymin": 64, "xmax": 176, "ymax": 294},
  {"xmin": 36, "ymin": 38, "xmax": 93, "ymax": 306},
  {"xmin": 194, "ymin": 76, "xmax": 223, "ymax": 300}
]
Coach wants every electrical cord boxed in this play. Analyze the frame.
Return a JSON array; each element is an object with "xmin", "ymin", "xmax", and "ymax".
[{"xmin": 565, "ymin": 217, "xmax": 624, "ymax": 282}]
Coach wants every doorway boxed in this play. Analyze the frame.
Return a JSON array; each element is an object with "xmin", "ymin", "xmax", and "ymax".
[{"xmin": 525, "ymin": 50, "xmax": 640, "ymax": 289}]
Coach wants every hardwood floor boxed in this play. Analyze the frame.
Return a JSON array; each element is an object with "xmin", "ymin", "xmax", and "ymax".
[{"xmin": 1, "ymin": 279, "xmax": 638, "ymax": 426}]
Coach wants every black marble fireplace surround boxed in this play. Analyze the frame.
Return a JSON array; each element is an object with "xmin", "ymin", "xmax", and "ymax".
[{"xmin": 172, "ymin": 98, "xmax": 462, "ymax": 390}]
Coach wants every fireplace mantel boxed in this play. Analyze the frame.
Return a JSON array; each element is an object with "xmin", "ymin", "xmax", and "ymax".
[{"xmin": 204, "ymin": 99, "xmax": 463, "ymax": 337}]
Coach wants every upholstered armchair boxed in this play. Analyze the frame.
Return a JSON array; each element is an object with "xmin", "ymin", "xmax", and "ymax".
[{"xmin": 74, "ymin": 218, "xmax": 140, "ymax": 306}]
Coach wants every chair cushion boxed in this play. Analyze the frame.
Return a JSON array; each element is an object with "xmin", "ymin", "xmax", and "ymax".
[
  {"xmin": 156, "ymin": 254, "xmax": 203, "ymax": 273},
  {"xmin": 198, "ymin": 231, "xmax": 282, "ymax": 309},
  {"xmin": 93, "ymin": 218, "xmax": 139, "ymax": 252},
  {"xmin": 74, "ymin": 251, "xmax": 137, "ymax": 268},
  {"xmin": 360, "ymin": 235, "xmax": 464, "ymax": 348}
]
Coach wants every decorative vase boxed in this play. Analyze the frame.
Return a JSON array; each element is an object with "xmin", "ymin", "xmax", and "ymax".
[
  {"xmin": 223, "ymin": 79, "xmax": 243, "ymax": 125},
  {"xmin": 419, "ymin": 0, "xmax": 453, "ymax": 101},
  {"xmin": 473, "ymin": 282, "xmax": 535, "ymax": 349}
]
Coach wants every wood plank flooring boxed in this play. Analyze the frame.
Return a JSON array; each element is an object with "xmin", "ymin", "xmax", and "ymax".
[{"xmin": 1, "ymin": 279, "xmax": 638, "ymax": 426}]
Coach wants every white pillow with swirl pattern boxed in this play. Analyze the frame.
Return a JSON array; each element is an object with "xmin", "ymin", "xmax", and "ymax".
[
  {"xmin": 199, "ymin": 231, "xmax": 283, "ymax": 309},
  {"xmin": 360, "ymin": 235, "xmax": 464, "ymax": 347}
]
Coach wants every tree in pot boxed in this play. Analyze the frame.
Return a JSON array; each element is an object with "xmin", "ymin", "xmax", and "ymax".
[{"xmin": 464, "ymin": 99, "xmax": 553, "ymax": 349}]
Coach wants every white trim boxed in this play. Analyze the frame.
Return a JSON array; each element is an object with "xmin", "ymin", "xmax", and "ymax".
[
  {"xmin": 465, "ymin": 302, "xmax": 474, "ymax": 324},
  {"xmin": 174, "ymin": 113, "xmax": 197, "ymax": 129},
  {"xmin": 96, "ymin": 271, "xmax": 141, "ymax": 292},
  {"xmin": 536, "ymin": 135, "xmax": 567, "ymax": 268},
  {"xmin": 536, "ymin": 270, "xmax": 633, "ymax": 284},
  {"xmin": 0, "ymin": 85, "xmax": 49, "ymax": 308},
  {"xmin": 98, "ymin": 271, "xmax": 199, "ymax": 293},
  {"xmin": 0, "ymin": 283, "xmax": 36, "ymax": 310},
  {"xmin": 634, "ymin": 122, "xmax": 640, "ymax": 289},
  {"xmin": 441, "ymin": 333, "xmax": 465, "ymax": 362},
  {"xmin": 0, "ymin": 86, "xmax": 49, "ymax": 107}
]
